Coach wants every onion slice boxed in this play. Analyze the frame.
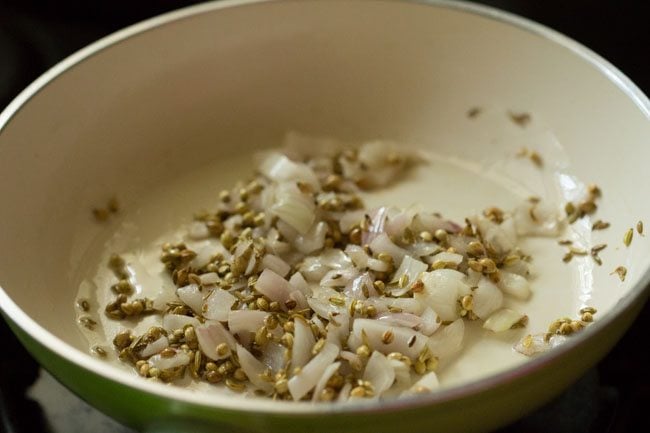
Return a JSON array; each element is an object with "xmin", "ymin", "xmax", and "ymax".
[{"xmin": 288, "ymin": 343, "xmax": 339, "ymax": 400}]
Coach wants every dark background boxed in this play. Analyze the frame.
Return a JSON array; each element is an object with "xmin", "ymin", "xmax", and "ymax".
[{"xmin": 0, "ymin": 1, "xmax": 648, "ymax": 432}]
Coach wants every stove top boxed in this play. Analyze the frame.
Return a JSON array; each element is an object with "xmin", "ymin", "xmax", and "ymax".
[{"xmin": 0, "ymin": 1, "xmax": 648, "ymax": 432}]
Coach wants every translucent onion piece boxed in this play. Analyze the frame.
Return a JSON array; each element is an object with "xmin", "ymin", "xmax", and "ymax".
[
  {"xmin": 236, "ymin": 345, "xmax": 274, "ymax": 393},
  {"xmin": 187, "ymin": 221, "xmax": 209, "ymax": 240},
  {"xmin": 411, "ymin": 213, "xmax": 462, "ymax": 235},
  {"xmin": 362, "ymin": 207, "xmax": 388, "ymax": 245},
  {"xmin": 418, "ymin": 307, "xmax": 441, "ymax": 336},
  {"xmin": 427, "ymin": 319, "xmax": 464, "ymax": 360},
  {"xmin": 325, "ymin": 312, "xmax": 350, "ymax": 348},
  {"xmin": 385, "ymin": 211, "xmax": 413, "ymax": 238},
  {"xmin": 288, "ymin": 272, "xmax": 309, "ymax": 294},
  {"xmin": 176, "ymin": 284, "xmax": 204, "ymax": 315},
  {"xmin": 363, "ymin": 351, "xmax": 395, "ymax": 396},
  {"xmin": 162, "ymin": 314, "xmax": 200, "ymax": 332},
  {"xmin": 270, "ymin": 182, "xmax": 316, "ymax": 234},
  {"xmin": 515, "ymin": 333, "xmax": 567, "ymax": 356},
  {"xmin": 345, "ymin": 244, "xmax": 370, "ymax": 269},
  {"xmin": 203, "ymin": 288, "xmax": 236, "ymax": 322},
  {"xmin": 389, "ymin": 358, "xmax": 411, "ymax": 388},
  {"xmin": 339, "ymin": 210, "xmax": 365, "ymax": 234},
  {"xmin": 472, "ymin": 278, "xmax": 504, "ymax": 319},
  {"xmin": 289, "ymin": 290, "xmax": 309, "ymax": 310},
  {"xmin": 299, "ymin": 257, "xmax": 329, "ymax": 282},
  {"xmin": 261, "ymin": 341, "xmax": 285, "ymax": 372},
  {"xmin": 391, "ymin": 255, "xmax": 428, "ymax": 288},
  {"xmin": 140, "ymin": 336, "xmax": 169, "ymax": 358},
  {"xmin": 369, "ymin": 297, "xmax": 425, "ymax": 315},
  {"xmin": 430, "ymin": 251, "xmax": 463, "ymax": 267},
  {"xmin": 261, "ymin": 254, "xmax": 291, "ymax": 278},
  {"xmin": 319, "ymin": 248, "xmax": 354, "ymax": 269},
  {"xmin": 227, "ymin": 310, "xmax": 269, "ymax": 335},
  {"xmin": 320, "ymin": 268, "xmax": 359, "ymax": 289},
  {"xmin": 292, "ymin": 318, "xmax": 316, "ymax": 369},
  {"xmin": 345, "ymin": 272, "xmax": 374, "ymax": 300},
  {"xmin": 339, "ymin": 351, "xmax": 363, "ymax": 371},
  {"xmin": 403, "ymin": 372, "xmax": 439, "ymax": 396},
  {"xmin": 369, "ymin": 233, "xmax": 407, "ymax": 264},
  {"xmin": 513, "ymin": 200, "xmax": 563, "ymax": 237},
  {"xmin": 351, "ymin": 319, "xmax": 427, "ymax": 359},
  {"xmin": 196, "ymin": 321, "xmax": 237, "ymax": 360},
  {"xmin": 483, "ymin": 308, "xmax": 528, "ymax": 332},
  {"xmin": 148, "ymin": 349, "xmax": 190, "ymax": 371},
  {"xmin": 416, "ymin": 269, "xmax": 468, "ymax": 321},
  {"xmin": 258, "ymin": 152, "xmax": 320, "ymax": 190},
  {"xmin": 376, "ymin": 312, "xmax": 422, "ymax": 329},
  {"xmin": 294, "ymin": 221, "xmax": 328, "ymax": 254},
  {"xmin": 497, "ymin": 271, "xmax": 532, "ymax": 300},
  {"xmin": 312, "ymin": 362, "xmax": 341, "ymax": 402},
  {"xmin": 198, "ymin": 272, "xmax": 220, "ymax": 285},
  {"xmin": 338, "ymin": 382, "xmax": 352, "ymax": 403},
  {"xmin": 255, "ymin": 268, "xmax": 293, "ymax": 306},
  {"xmin": 288, "ymin": 343, "xmax": 339, "ymax": 401}
]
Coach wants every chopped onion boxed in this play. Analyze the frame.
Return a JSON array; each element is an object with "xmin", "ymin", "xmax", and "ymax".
[
  {"xmin": 416, "ymin": 269, "xmax": 468, "ymax": 321},
  {"xmin": 427, "ymin": 319, "xmax": 464, "ymax": 360},
  {"xmin": 498, "ymin": 271, "xmax": 531, "ymax": 300},
  {"xmin": 339, "ymin": 210, "xmax": 364, "ymax": 234},
  {"xmin": 196, "ymin": 321, "xmax": 236, "ymax": 360},
  {"xmin": 270, "ymin": 182, "xmax": 316, "ymax": 235},
  {"xmin": 369, "ymin": 233, "xmax": 407, "ymax": 264},
  {"xmin": 319, "ymin": 249, "xmax": 353, "ymax": 269},
  {"xmin": 351, "ymin": 319, "xmax": 427, "ymax": 359},
  {"xmin": 261, "ymin": 341, "xmax": 285, "ymax": 372},
  {"xmin": 255, "ymin": 268, "xmax": 293, "ymax": 306},
  {"xmin": 483, "ymin": 308, "xmax": 528, "ymax": 332},
  {"xmin": 148, "ymin": 349, "xmax": 190, "ymax": 371},
  {"xmin": 412, "ymin": 212, "xmax": 462, "ymax": 233},
  {"xmin": 162, "ymin": 314, "xmax": 200, "ymax": 332},
  {"xmin": 176, "ymin": 284, "xmax": 204, "ymax": 315},
  {"xmin": 418, "ymin": 307, "xmax": 441, "ymax": 336},
  {"xmin": 288, "ymin": 272, "xmax": 309, "ymax": 294},
  {"xmin": 261, "ymin": 254, "xmax": 291, "ymax": 277},
  {"xmin": 187, "ymin": 221, "xmax": 209, "ymax": 240},
  {"xmin": 258, "ymin": 152, "xmax": 320, "ymax": 190},
  {"xmin": 376, "ymin": 312, "xmax": 422, "ymax": 329},
  {"xmin": 294, "ymin": 221, "xmax": 328, "ymax": 254},
  {"xmin": 389, "ymin": 359, "xmax": 411, "ymax": 388},
  {"xmin": 402, "ymin": 372, "xmax": 439, "ymax": 396},
  {"xmin": 287, "ymin": 343, "xmax": 339, "ymax": 401},
  {"xmin": 337, "ymin": 382, "xmax": 352, "ymax": 403},
  {"xmin": 515, "ymin": 333, "xmax": 567, "ymax": 356},
  {"xmin": 199, "ymin": 272, "xmax": 220, "ymax": 286},
  {"xmin": 369, "ymin": 297, "xmax": 425, "ymax": 315},
  {"xmin": 292, "ymin": 318, "xmax": 316, "ymax": 369},
  {"xmin": 367, "ymin": 258, "xmax": 391, "ymax": 272},
  {"xmin": 312, "ymin": 362, "xmax": 341, "ymax": 402},
  {"xmin": 325, "ymin": 312, "xmax": 350, "ymax": 348},
  {"xmin": 339, "ymin": 351, "xmax": 363, "ymax": 371},
  {"xmin": 345, "ymin": 244, "xmax": 370, "ymax": 269},
  {"xmin": 472, "ymin": 278, "xmax": 504, "ymax": 319},
  {"xmin": 202, "ymin": 288, "xmax": 236, "ymax": 322},
  {"xmin": 320, "ymin": 268, "xmax": 359, "ymax": 288},
  {"xmin": 429, "ymin": 251, "xmax": 463, "ymax": 267},
  {"xmin": 344, "ymin": 272, "xmax": 374, "ymax": 300},
  {"xmin": 391, "ymin": 255, "xmax": 428, "ymax": 290},
  {"xmin": 227, "ymin": 310, "xmax": 268, "ymax": 335},
  {"xmin": 363, "ymin": 351, "xmax": 395, "ymax": 396},
  {"xmin": 140, "ymin": 336, "xmax": 169, "ymax": 358},
  {"xmin": 236, "ymin": 345, "xmax": 274, "ymax": 393},
  {"xmin": 385, "ymin": 211, "xmax": 413, "ymax": 238},
  {"xmin": 299, "ymin": 257, "xmax": 329, "ymax": 282},
  {"xmin": 513, "ymin": 200, "xmax": 563, "ymax": 237}
]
